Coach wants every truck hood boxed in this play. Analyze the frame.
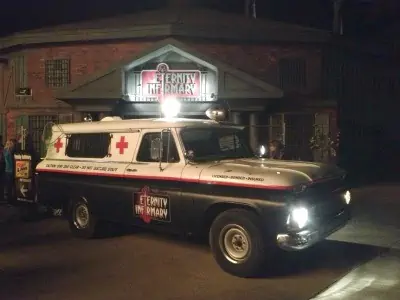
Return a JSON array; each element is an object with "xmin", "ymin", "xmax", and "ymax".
[{"xmin": 198, "ymin": 158, "xmax": 346, "ymax": 189}]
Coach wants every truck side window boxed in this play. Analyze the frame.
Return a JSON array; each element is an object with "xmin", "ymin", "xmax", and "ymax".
[
  {"xmin": 137, "ymin": 132, "xmax": 179, "ymax": 163},
  {"xmin": 66, "ymin": 133, "xmax": 110, "ymax": 158}
]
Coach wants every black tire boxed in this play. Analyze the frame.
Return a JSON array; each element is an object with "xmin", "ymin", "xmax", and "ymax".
[
  {"xmin": 68, "ymin": 197, "xmax": 101, "ymax": 239},
  {"xmin": 209, "ymin": 208, "xmax": 272, "ymax": 278}
]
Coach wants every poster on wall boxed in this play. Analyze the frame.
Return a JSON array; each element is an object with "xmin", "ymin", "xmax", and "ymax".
[{"xmin": 141, "ymin": 63, "xmax": 201, "ymax": 102}]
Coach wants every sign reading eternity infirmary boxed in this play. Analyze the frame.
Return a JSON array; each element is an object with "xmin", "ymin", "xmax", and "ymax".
[{"xmin": 141, "ymin": 63, "xmax": 201, "ymax": 101}]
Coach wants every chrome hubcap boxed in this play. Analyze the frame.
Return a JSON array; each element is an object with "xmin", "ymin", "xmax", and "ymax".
[
  {"xmin": 219, "ymin": 224, "xmax": 251, "ymax": 263},
  {"xmin": 74, "ymin": 204, "xmax": 89, "ymax": 229}
]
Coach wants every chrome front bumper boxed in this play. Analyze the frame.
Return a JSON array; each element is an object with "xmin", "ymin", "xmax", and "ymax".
[{"xmin": 276, "ymin": 208, "xmax": 351, "ymax": 251}]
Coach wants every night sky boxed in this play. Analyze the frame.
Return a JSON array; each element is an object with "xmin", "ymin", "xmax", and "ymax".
[{"xmin": 0, "ymin": 0, "xmax": 398, "ymax": 37}]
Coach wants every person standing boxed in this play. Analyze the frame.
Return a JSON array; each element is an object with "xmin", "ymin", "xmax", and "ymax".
[
  {"xmin": 0, "ymin": 136, "xmax": 5, "ymax": 204},
  {"xmin": 3, "ymin": 139, "xmax": 15, "ymax": 205},
  {"xmin": 267, "ymin": 140, "xmax": 285, "ymax": 159}
]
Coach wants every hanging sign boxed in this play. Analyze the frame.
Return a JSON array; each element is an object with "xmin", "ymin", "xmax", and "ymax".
[{"xmin": 141, "ymin": 63, "xmax": 201, "ymax": 101}]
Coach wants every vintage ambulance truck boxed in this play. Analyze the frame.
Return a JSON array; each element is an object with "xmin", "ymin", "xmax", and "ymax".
[{"xmin": 35, "ymin": 109, "xmax": 351, "ymax": 277}]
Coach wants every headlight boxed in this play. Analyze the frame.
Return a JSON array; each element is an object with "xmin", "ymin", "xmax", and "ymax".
[
  {"xmin": 344, "ymin": 190, "xmax": 351, "ymax": 205},
  {"xmin": 288, "ymin": 207, "xmax": 309, "ymax": 229}
]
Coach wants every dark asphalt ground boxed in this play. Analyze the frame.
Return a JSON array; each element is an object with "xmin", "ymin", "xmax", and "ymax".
[{"xmin": 0, "ymin": 185, "xmax": 397, "ymax": 300}]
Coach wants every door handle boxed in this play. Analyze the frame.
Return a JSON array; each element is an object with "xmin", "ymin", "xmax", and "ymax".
[{"xmin": 126, "ymin": 168, "xmax": 137, "ymax": 172}]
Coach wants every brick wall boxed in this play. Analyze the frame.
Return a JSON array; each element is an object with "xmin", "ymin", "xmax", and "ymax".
[
  {"xmin": 25, "ymin": 41, "xmax": 154, "ymax": 107},
  {"xmin": 4, "ymin": 38, "xmax": 323, "ymax": 140},
  {"xmin": 191, "ymin": 42, "xmax": 322, "ymax": 96},
  {"xmin": 17, "ymin": 39, "xmax": 322, "ymax": 108},
  {"xmin": 1, "ymin": 37, "xmax": 327, "ymax": 159}
]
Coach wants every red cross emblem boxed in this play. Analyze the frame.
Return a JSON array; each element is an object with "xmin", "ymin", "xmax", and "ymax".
[
  {"xmin": 54, "ymin": 138, "xmax": 63, "ymax": 153},
  {"xmin": 116, "ymin": 136, "xmax": 128, "ymax": 154}
]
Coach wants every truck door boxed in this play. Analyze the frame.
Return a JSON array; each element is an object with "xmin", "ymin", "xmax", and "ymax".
[{"xmin": 125, "ymin": 129, "xmax": 185, "ymax": 232}]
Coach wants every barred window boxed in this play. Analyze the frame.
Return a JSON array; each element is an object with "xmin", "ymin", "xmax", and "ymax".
[
  {"xmin": 45, "ymin": 59, "xmax": 70, "ymax": 88},
  {"xmin": 66, "ymin": 133, "xmax": 110, "ymax": 158},
  {"xmin": 278, "ymin": 58, "xmax": 307, "ymax": 89},
  {"xmin": 28, "ymin": 115, "xmax": 59, "ymax": 158}
]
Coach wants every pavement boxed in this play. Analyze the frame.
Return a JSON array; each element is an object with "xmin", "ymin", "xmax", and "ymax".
[
  {"xmin": 0, "ymin": 202, "xmax": 21, "ymax": 223},
  {"xmin": 0, "ymin": 183, "xmax": 399, "ymax": 300},
  {"xmin": 311, "ymin": 248, "xmax": 400, "ymax": 300},
  {"xmin": 0, "ymin": 219, "xmax": 380, "ymax": 300},
  {"xmin": 312, "ymin": 183, "xmax": 400, "ymax": 300}
]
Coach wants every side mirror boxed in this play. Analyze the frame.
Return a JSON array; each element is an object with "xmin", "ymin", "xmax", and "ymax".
[
  {"xmin": 255, "ymin": 145, "xmax": 268, "ymax": 158},
  {"xmin": 185, "ymin": 150, "xmax": 195, "ymax": 161}
]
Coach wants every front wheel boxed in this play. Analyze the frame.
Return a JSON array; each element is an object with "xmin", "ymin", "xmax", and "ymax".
[{"xmin": 209, "ymin": 209, "xmax": 272, "ymax": 277}]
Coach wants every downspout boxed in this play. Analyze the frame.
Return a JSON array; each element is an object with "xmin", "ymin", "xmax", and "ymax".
[
  {"xmin": 244, "ymin": 0, "xmax": 250, "ymax": 18},
  {"xmin": 251, "ymin": 0, "xmax": 257, "ymax": 19},
  {"xmin": 332, "ymin": 0, "xmax": 345, "ymax": 35},
  {"xmin": 0, "ymin": 59, "xmax": 12, "ymax": 141}
]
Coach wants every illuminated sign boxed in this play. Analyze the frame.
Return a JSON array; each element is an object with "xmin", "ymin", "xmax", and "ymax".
[{"xmin": 141, "ymin": 63, "xmax": 201, "ymax": 101}]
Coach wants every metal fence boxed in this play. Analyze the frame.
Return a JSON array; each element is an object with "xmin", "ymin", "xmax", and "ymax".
[
  {"xmin": 15, "ymin": 114, "xmax": 74, "ymax": 158},
  {"xmin": 28, "ymin": 115, "xmax": 59, "ymax": 157}
]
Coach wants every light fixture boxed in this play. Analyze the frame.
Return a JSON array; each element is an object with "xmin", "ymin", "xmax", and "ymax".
[
  {"xmin": 288, "ymin": 207, "xmax": 309, "ymax": 229},
  {"xmin": 259, "ymin": 145, "xmax": 266, "ymax": 156},
  {"xmin": 205, "ymin": 105, "xmax": 227, "ymax": 121},
  {"xmin": 256, "ymin": 145, "xmax": 267, "ymax": 158},
  {"xmin": 161, "ymin": 97, "xmax": 181, "ymax": 118},
  {"xmin": 344, "ymin": 190, "xmax": 351, "ymax": 205},
  {"xmin": 83, "ymin": 113, "xmax": 92, "ymax": 122}
]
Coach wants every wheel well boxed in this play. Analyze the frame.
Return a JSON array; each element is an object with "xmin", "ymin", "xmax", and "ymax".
[
  {"xmin": 64, "ymin": 195, "xmax": 87, "ymax": 214},
  {"xmin": 203, "ymin": 203, "xmax": 259, "ymax": 234}
]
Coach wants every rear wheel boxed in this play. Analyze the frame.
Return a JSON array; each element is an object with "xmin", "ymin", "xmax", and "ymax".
[
  {"xmin": 68, "ymin": 197, "xmax": 101, "ymax": 238},
  {"xmin": 209, "ymin": 208, "xmax": 272, "ymax": 277}
]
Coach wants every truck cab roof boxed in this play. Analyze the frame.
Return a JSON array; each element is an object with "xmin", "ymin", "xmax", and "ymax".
[{"xmin": 52, "ymin": 118, "xmax": 233, "ymax": 134}]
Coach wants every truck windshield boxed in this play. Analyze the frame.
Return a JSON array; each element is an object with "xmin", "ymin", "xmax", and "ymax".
[{"xmin": 180, "ymin": 127, "xmax": 254, "ymax": 162}]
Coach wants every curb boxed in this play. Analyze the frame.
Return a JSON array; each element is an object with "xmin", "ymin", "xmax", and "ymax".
[{"xmin": 308, "ymin": 246, "xmax": 389, "ymax": 299}]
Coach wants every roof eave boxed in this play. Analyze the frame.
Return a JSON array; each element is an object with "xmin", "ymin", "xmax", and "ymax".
[
  {"xmin": 0, "ymin": 23, "xmax": 331, "ymax": 52},
  {"xmin": 0, "ymin": 24, "xmax": 173, "ymax": 52}
]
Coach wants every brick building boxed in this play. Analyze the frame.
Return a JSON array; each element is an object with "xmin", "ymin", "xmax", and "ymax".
[{"xmin": 0, "ymin": 1, "xmax": 336, "ymax": 159}]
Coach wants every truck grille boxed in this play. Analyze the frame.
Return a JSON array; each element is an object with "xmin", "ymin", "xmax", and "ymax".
[
  {"xmin": 307, "ymin": 177, "xmax": 347, "ymax": 221},
  {"xmin": 308, "ymin": 177, "xmax": 345, "ymax": 194},
  {"xmin": 317, "ymin": 197, "xmax": 345, "ymax": 219}
]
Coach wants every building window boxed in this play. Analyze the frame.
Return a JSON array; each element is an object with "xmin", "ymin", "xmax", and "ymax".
[
  {"xmin": 45, "ymin": 59, "xmax": 70, "ymax": 88},
  {"xmin": 66, "ymin": 133, "xmax": 110, "ymax": 158},
  {"xmin": 28, "ymin": 115, "xmax": 59, "ymax": 158},
  {"xmin": 278, "ymin": 58, "xmax": 307, "ymax": 89}
]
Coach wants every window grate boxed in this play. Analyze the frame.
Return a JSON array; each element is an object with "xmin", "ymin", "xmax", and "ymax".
[
  {"xmin": 278, "ymin": 58, "xmax": 307, "ymax": 89},
  {"xmin": 45, "ymin": 59, "xmax": 70, "ymax": 88},
  {"xmin": 28, "ymin": 115, "xmax": 59, "ymax": 158},
  {"xmin": 66, "ymin": 133, "xmax": 110, "ymax": 158}
]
